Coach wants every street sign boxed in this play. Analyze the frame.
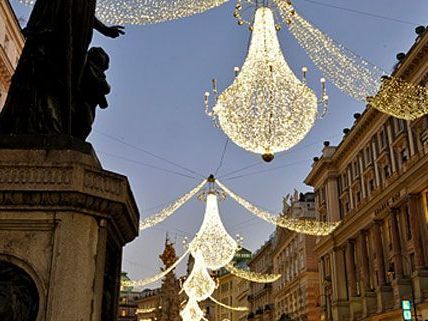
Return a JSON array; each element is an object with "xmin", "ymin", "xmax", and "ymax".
[{"xmin": 402, "ymin": 300, "xmax": 413, "ymax": 320}]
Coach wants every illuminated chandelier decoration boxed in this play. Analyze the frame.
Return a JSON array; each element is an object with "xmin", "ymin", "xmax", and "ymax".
[
  {"xmin": 274, "ymin": 0, "xmax": 428, "ymax": 120},
  {"xmin": 205, "ymin": 6, "xmax": 327, "ymax": 162},
  {"xmin": 20, "ymin": 0, "xmax": 428, "ymax": 120}
]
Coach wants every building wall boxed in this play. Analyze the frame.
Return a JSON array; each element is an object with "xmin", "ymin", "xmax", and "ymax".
[
  {"xmin": 305, "ymin": 28, "xmax": 428, "ymax": 321},
  {"xmin": 0, "ymin": 0, "xmax": 23, "ymax": 110},
  {"xmin": 248, "ymin": 239, "xmax": 275, "ymax": 321},
  {"xmin": 135, "ymin": 289, "xmax": 161, "ymax": 321},
  {"xmin": 272, "ymin": 193, "xmax": 321, "ymax": 321}
]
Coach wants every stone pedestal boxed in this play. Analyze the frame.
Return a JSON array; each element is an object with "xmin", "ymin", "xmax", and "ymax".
[
  {"xmin": 362, "ymin": 290, "xmax": 377, "ymax": 318},
  {"xmin": 0, "ymin": 136, "xmax": 140, "ymax": 321},
  {"xmin": 376, "ymin": 285, "xmax": 393, "ymax": 312},
  {"xmin": 392, "ymin": 278, "xmax": 412, "ymax": 308},
  {"xmin": 348, "ymin": 297, "xmax": 363, "ymax": 321},
  {"xmin": 412, "ymin": 269, "xmax": 428, "ymax": 302}
]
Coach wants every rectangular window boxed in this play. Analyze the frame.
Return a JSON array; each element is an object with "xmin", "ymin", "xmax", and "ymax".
[{"xmin": 405, "ymin": 207, "xmax": 412, "ymax": 240}]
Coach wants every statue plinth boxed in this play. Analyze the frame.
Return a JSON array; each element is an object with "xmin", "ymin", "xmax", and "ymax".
[{"xmin": 0, "ymin": 136, "xmax": 140, "ymax": 321}]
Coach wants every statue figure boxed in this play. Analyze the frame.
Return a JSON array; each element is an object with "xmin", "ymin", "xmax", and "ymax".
[
  {"xmin": 73, "ymin": 47, "xmax": 111, "ymax": 140},
  {"xmin": 0, "ymin": 0, "xmax": 124, "ymax": 139}
]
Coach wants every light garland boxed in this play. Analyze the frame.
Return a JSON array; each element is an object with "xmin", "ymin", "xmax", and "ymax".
[
  {"xmin": 136, "ymin": 308, "xmax": 157, "ymax": 314},
  {"xmin": 140, "ymin": 180, "xmax": 206, "ymax": 231},
  {"xmin": 183, "ymin": 251, "xmax": 216, "ymax": 301},
  {"xmin": 180, "ymin": 298, "xmax": 205, "ymax": 321},
  {"xmin": 206, "ymin": 6, "xmax": 320, "ymax": 162},
  {"xmin": 225, "ymin": 263, "xmax": 281, "ymax": 283},
  {"xmin": 189, "ymin": 192, "xmax": 238, "ymax": 270},
  {"xmin": 275, "ymin": 0, "xmax": 384, "ymax": 101},
  {"xmin": 216, "ymin": 180, "xmax": 340, "ymax": 236},
  {"xmin": 20, "ymin": 0, "xmax": 229, "ymax": 25},
  {"xmin": 209, "ymin": 296, "xmax": 249, "ymax": 312},
  {"xmin": 123, "ymin": 249, "xmax": 190, "ymax": 287},
  {"xmin": 367, "ymin": 76, "xmax": 428, "ymax": 120}
]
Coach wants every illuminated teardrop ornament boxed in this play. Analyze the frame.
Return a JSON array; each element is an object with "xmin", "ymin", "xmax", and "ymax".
[
  {"xmin": 183, "ymin": 251, "xmax": 216, "ymax": 301},
  {"xmin": 180, "ymin": 298, "xmax": 205, "ymax": 321},
  {"xmin": 189, "ymin": 193, "xmax": 238, "ymax": 270},
  {"xmin": 209, "ymin": 7, "xmax": 318, "ymax": 161}
]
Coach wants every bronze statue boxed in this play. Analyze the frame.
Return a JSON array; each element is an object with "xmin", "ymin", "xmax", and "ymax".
[{"xmin": 0, "ymin": 0, "xmax": 124, "ymax": 139}]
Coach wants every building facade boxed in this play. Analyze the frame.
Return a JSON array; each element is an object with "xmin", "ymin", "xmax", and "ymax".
[
  {"xmin": 213, "ymin": 248, "xmax": 252, "ymax": 321},
  {"xmin": 305, "ymin": 28, "xmax": 428, "ymax": 321},
  {"xmin": 248, "ymin": 238, "xmax": 275, "ymax": 321},
  {"xmin": 119, "ymin": 273, "xmax": 142, "ymax": 321},
  {"xmin": 0, "ymin": 0, "xmax": 23, "ymax": 109},
  {"xmin": 272, "ymin": 192, "xmax": 321, "ymax": 321},
  {"xmin": 135, "ymin": 288, "xmax": 161, "ymax": 321}
]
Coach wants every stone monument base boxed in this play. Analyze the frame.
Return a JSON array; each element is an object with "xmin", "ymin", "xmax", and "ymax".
[{"xmin": 0, "ymin": 135, "xmax": 139, "ymax": 321}]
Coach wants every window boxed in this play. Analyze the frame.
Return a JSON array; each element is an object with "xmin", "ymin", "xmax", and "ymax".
[
  {"xmin": 383, "ymin": 165, "xmax": 390, "ymax": 179},
  {"xmin": 380, "ymin": 130, "xmax": 387, "ymax": 150},
  {"xmin": 405, "ymin": 207, "xmax": 412, "ymax": 240},
  {"xmin": 368, "ymin": 179, "xmax": 375, "ymax": 193},
  {"xmin": 401, "ymin": 149, "xmax": 408, "ymax": 163},
  {"xmin": 365, "ymin": 146, "xmax": 372, "ymax": 166},
  {"xmin": 398, "ymin": 119, "xmax": 405, "ymax": 132}
]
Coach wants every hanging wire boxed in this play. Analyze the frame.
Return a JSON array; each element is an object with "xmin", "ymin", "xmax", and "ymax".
[
  {"xmin": 96, "ymin": 150, "xmax": 199, "ymax": 180},
  {"xmin": 300, "ymin": 0, "xmax": 422, "ymax": 27},
  {"xmin": 93, "ymin": 130, "xmax": 206, "ymax": 179},
  {"xmin": 215, "ymin": 138, "xmax": 230, "ymax": 175}
]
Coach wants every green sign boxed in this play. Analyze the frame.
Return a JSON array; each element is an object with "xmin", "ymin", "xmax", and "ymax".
[{"xmin": 401, "ymin": 300, "xmax": 412, "ymax": 321}]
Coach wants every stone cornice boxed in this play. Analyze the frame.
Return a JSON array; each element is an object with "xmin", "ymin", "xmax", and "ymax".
[{"xmin": 0, "ymin": 148, "xmax": 140, "ymax": 245}]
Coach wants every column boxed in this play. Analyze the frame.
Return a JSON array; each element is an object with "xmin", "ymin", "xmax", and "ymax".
[
  {"xmin": 386, "ymin": 124, "xmax": 397, "ymax": 173},
  {"xmin": 389, "ymin": 208, "xmax": 404, "ymax": 278},
  {"xmin": 371, "ymin": 141, "xmax": 381, "ymax": 187},
  {"xmin": 408, "ymin": 195, "xmax": 425, "ymax": 269},
  {"xmin": 345, "ymin": 241, "xmax": 358, "ymax": 297},
  {"xmin": 358, "ymin": 155, "xmax": 367, "ymax": 199},
  {"xmin": 357, "ymin": 231, "xmax": 371, "ymax": 292},
  {"xmin": 373, "ymin": 221, "xmax": 386, "ymax": 286},
  {"xmin": 406, "ymin": 120, "xmax": 415, "ymax": 156}
]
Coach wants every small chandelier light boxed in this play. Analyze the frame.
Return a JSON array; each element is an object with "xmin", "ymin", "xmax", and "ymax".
[
  {"xmin": 205, "ymin": 6, "xmax": 327, "ymax": 162},
  {"xmin": 183, "ymin": 251, "xmax": 216, "ymax": 301},
  {"xmin": 189, "ymin": 187, "xmax": 238, "ymax": 270}
]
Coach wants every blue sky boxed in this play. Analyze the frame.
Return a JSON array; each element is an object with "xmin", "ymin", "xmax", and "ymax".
[{"xmin": 11, "ymin": 0, "xmax": 428, "ymax": 285}]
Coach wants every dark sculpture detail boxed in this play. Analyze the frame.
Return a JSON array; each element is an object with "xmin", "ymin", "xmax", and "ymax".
[
  {"xmin": 0, "ymin": 260, "xmax": 39, "ymax": 321},
  {"xmin": 0, "ymin": 0, "xmax": 124, "ymax": 140}
]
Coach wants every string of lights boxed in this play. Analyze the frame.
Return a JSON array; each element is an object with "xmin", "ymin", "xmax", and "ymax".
[
  {"xmin": 225, "ymin": 263, "xmax": 281, "ymax": 283},
  {"xmin": 123, "ymin": 249, "xmax": 190, "ymax": 287},
  {"xmin": 216, "ymin": 180, "xmax": 340, "ymax": 236},
  {"xmin": 20, "ymin": 0, "xmax": 230, "ymax": 25},
  {"xmin": 139, "ymin": 180, "xmax": 207, "ymax": 231},
  {"xmin": 275, "ymin": 0, "xmax": 385, "ymax": 102},
  {"xmin": 209, "ymin": 296, "xmax": 249, "ymax": 312}
]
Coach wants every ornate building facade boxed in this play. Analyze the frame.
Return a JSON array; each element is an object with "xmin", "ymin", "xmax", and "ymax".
[
  {"xmin": 0, "ymin": 0, "xmax": 23, "ymax": 109},
  {"xmin": 272, "ymin": 192, "xmax": 321, "ymax": 321},
  {"xmin": 305, "ymin": 28, "xmax": 428, "ymax": 321},
  {"xmin": 213, "ymin": 248, "xmax": 252, "ymax": 321},
  {"xmin": 248, "ymin": 238, "xmax": 275, "ymax": 321},
  {"xmin": 119, "ymin": 272, "xmax": 142, "ymax": 321},
  {"xmin": 135, "ymin": 288, "xmax": 161, "ymax": 321}
]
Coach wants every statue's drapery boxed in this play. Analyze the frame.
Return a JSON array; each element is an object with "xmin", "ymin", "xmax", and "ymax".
[{"xmin": 0, "ymin": 0, "xmax": 97, "ymax": 135}]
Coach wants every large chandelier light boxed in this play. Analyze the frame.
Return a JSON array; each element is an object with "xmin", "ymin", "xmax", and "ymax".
[{"xmin": 205, "ymin": 6, "xmax": 326, "ymax": 162}]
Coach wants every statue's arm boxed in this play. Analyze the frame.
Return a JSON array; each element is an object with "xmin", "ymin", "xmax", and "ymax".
[{"xmin": 94, "ymin": 18, "xmax": 125, "ymax": 38}]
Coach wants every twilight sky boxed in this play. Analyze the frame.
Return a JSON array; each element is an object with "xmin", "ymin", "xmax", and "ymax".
[{"xmin": 11, "ymin": 0, "xmax": 428, "ymax": 286}]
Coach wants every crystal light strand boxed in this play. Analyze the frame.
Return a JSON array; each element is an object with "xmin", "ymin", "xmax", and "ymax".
[
  {"xmin": 225, "ymin": 263, "xmax": 281, "ymax": 283},
  {"xmin": 123, "ymin": 249, "xmax": 190, "ymax": 287},
  {"xmin": 209, "ymin": 296, "xmax": 249, "ymax": 312},
  {"xmin": 19, "ymin": 0, "xmax": 229, "ymax": 25},
  {"xmin": 216, "ymin": 180, "xmax": 340, "ymax": 236},
  {"xmin": 139, "ymin": 180, "xmax": 206, "ymax": 231},
  {"xmin": 274, "ymin": 0, "xmax": 385, "ymax": 101}
]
